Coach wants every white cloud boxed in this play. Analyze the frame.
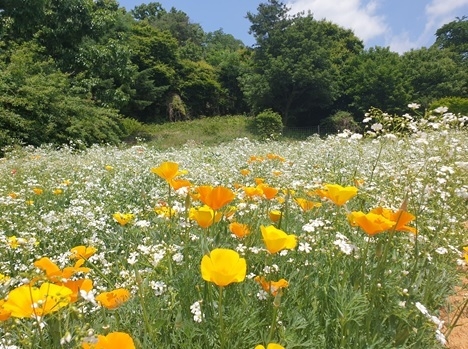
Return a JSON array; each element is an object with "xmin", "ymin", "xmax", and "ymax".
[{"xmin": 286, "ymin": 0, "xmax": 389, "ymax": 41}]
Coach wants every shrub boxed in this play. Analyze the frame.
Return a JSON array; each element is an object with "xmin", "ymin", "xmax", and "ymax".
[
  {"xmin": 429, "ymin": 97, "xmax": 468, "ymax": 115},
  {"xmin": 320, "ymin": 111, "xmax": 361, "ymax": 134},
  {"xmin": 254, "ymin": 109, "xmax": 283, "ymax": 140}
]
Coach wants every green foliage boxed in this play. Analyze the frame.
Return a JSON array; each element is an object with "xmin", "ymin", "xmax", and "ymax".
[
  {"xmin": 402, "ymin": 47, "xmax": 468, "ymax": 107},
  {"xmin": 0, "ymin": 42, "xmax": 125, "ymax": 153},
  {"xmin": 320, "ymin": 110, "xmax": 361, "ymax": 133},
  {"xmin": 434, "ymin": 16, "xmax": 468, "ymax": 62},
  {"xmin": 254, "ymin": 109, "xmax": 283, "ymax": 139},
  {"xmin": 429, "ymin": 97, "xmax": 468, "ymax": 115},
  {"xmin": 345, "ymin": 47, "xmax": 411, "ymax": 116},
  {"xmin": 244, "ymin": 2, "xmax": 363, "ymax": 126}
]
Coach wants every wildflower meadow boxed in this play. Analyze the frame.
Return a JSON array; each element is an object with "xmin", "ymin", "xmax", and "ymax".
[{"xmin": 0, "ymin": 108, "xmax": 467, "ymax": 348}]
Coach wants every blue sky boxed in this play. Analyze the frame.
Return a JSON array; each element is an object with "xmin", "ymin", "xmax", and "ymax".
[{"xmin": 118, "ymin": 0, "xmax": 468, "ymax": 53}]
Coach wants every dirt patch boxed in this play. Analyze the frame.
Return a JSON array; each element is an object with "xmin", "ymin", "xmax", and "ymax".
[{"xmin": 441, "ymin": 277, "xmax": 468, "ymax": 349}]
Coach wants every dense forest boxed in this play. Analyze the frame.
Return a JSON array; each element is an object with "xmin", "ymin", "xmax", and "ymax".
[{"xmin": 0, "ymin": 0, "xmax": 467, "ymax": 149}]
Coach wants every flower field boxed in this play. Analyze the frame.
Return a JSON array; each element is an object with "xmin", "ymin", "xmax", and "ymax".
[{"xmin": 0, "ymin": 123, "xmax": 467, "ymax": 348}]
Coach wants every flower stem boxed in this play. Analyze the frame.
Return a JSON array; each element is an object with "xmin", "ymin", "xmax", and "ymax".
[{"xmin": 218, "ymin": 286, "xmax": 225, "ymax": 349}]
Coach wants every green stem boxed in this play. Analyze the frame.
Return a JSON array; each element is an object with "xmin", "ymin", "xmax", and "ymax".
[
  {"xmin": 134, "ymin": 267, "xmax": 154, "ymax": 342},
  {"xmin": 267, "ymin": 295, "xmax": 280, "ymax": 344},
  {"xmin": 218, "ymin": 286, "xmax": 225, "ymax": 349}
]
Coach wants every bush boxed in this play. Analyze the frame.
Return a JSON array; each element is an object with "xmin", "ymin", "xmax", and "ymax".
[
  {"xmin": 429, "ymin": 97, "xmax": 468, "ymax": 115},
  {"xmin": 254, "ymin": 109, "xmax": 283, "ymax": 140},
  {"xmin": 320, "ymin": 111, "xmax": 361, "ymax": 134}
]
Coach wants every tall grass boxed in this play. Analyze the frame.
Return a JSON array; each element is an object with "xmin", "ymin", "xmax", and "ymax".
[{"xmin": 0, "ymin": 113, "xmax": 467, "ymax": 348}]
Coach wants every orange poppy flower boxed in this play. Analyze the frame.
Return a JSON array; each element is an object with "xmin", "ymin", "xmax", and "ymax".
[
  {"xmin": 196, "ymin": 186, "xmax": 235, "ymax": 211},
  {"xmin": 240, "ymin": 169, "xmax": 251, "ymax": 176},
  {"xmin": 229, "ymin": 222, "xmax": 250, "ymax": 238},
  {"xmin": 34, "ymin": 257, "xmax": 90, "ymax": 282},
  {"xmin": 3, "ymin": 283, "xmax": 72, "ymax": 318},
  {"xmin": 347, "ymin": 211, "xmax": 395, "ymax": 236},
  {"xmin": 315, "ymin": 184, "xmax": 358, "ymax": 206},
  {"xmin": 254, "ymin": 276, "xmax": 289, "ymax": 296},
  {"xmin": 170, "ymin": 178, "xmax": 192, "ymax": 190},
  {"xmin": 201, "ymin": 249, "xmax": 246, "ymax": 287},
  {"xmin": 60, "ymin": 278, "xmax": 93, "ymax": 303},
  {"xmin": 259, "ymin": 184, "xmax": 278, "ymax": 200},
  {"xmin": 95, "ymin": 288, "xmax": 130, "ymax": 310},
  {"xmin": 261, "ymin": 225, "xmax": 297, "ymax": 254},
  {"xmin": 0, "ymin": 300, "xmax": 12, "ymax": 321},
  {"xmin": 370, "ymin": 207, "xmax": 417, "ymax": 234},
  {"xmin": 81, "ymin": 331, "xmax": 135, "ymax": 349}
]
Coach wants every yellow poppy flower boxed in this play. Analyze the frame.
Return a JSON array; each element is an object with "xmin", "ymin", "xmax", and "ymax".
[
  {"xmin": 254, "ymin": 276, "xmax": 289, "ymax": 296},
  {"xmin": 260, "ymin": 225, "xmax": 297, "ymax": 254},
  {"xmin": 243, "ymin": 185, "xmax": 262, "ymax": 198},
  {"xmin": 104, "ymin": 165, "xmax": 114, "ymax": 171},
  {"xmin": 294, "ymin": 198, "xmax": 322, "ymax": 211},
  {"xmin": 315, "ymin": 184, "xmax": 358, "ymax": 206},
  {"xmin": 52, "ymin": 188, "xmax": 63, "ymax": 195},
  {"xmin": 229, "ymin": 222, "xmax": 250, "ymax": 238},
  {"xmin": 269, "ymin": 210, "xmax": 282, "ymax": 223},
  {"xmin": 32, "ymin": 188, "xmax": 43, "ymax": 195},
  {"xmin": 255, "ymin": 343, "xmax": 285, "ymax": 349},
  {"xmin": 196, "ymin": 185, "xmax": 235, "ymax": 211},
  {"xmin": 240, "ymin": 169, "xmax": 251, "ymax": 176},
  {"xmin": 95, "ymin": 288, "xmax": 130, "ymax": 310},
  {"xmin": 151, "ymin": 161, "xmax": 186, "ymax": 182},
  {"xmin": 113, "ymin": 212, "xmax": 134, "ymax": 226},
  {"xmin": 3, "ymin": 283, "xmax": 72, "ymax": 318},
  {"xmin": 201, "ymin": 249, "xmax": 246, "ymax": 287},
  {"xmin": 81, "ymin": 331, "xmax": 135, "ymax": 349},
  {"xmin": 154, "ymin": 205, "xmax": 176, "ymax": 218},
  {"xmin": 8, "ymin": 192, "xmax": 18, "ymax": 199},
  {"xmin": 190, "ymin": 205, "xmax": 222, "ymax": 228},
  {"xmin": 261, "ymin": 225, "xmax": 297, "ymax": 254},
  {"xmin": 70, "ymin": 245, "xmax": 97, "ymax": 260}
]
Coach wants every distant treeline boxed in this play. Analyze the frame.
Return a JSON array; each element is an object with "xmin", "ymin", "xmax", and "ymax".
[{"xmin": 0, "ymin": 0, "xmax": 467, "ymax": 149}]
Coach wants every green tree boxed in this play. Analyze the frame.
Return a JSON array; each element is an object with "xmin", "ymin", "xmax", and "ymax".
[
  {"xmin": 179, "ymin": 60, "xmax": 223, "ymax": 117},
  {"xmin": 242, "ymin": 1, "xmax": 363, "ymax": 125},
  {"xmin": 0, "ymin": 42, "xmax": 124, "ymax": 150},
  {"xmin": 433, "ymin": 16, "xmax": 468, "ymax": 62},
  {"xmin": 401, "ymin": 47, "xmax": 468, "ymax": 108},
  {"xmin": 344, "ymin": 47, "xmax": 411, "ymax": 116},
  {"xmin": 130, "ymin": 2, "xmax": 165, "ymax": 21},
  {"xmin": 124, "ymin": 22, "xmax": 179, "ymax": 122},
  {"xmin": 204, "ymin": 30, "xmax": 250, "ymax": 115}
]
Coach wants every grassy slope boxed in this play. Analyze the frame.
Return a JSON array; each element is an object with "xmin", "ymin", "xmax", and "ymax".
[{"xmin": 125, "ymin": 115, "xmax": 258, "ymax": 149}]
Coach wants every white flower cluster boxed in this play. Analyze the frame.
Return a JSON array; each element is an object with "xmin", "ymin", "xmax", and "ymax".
[
  {"xmin": 190, "ymin": 300, "xmax": 204, "ymax": 323},
  {"xmin": 414, "ymin": 302, "xmax": 446, "ymax": 346}
]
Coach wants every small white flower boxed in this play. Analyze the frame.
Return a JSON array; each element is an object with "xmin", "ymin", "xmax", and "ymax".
[
  {"xmin": 371, "ymin": 123, "xmax": 383, "ymax": 131},
  {"xmin": 408, "ymin": 103, "xmax": 420, "ymax": 109},
  {"xmin": 435, "ymin": 247, "xmax": 448, "ymax": 255}
]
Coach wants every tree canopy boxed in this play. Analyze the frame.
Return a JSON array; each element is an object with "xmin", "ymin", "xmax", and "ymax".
[{"xmin": 0, "ymin": 0, "xmax": 466, "ymax": 151}]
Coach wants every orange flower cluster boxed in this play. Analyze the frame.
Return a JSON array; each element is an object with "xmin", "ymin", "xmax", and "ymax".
[{"xmin": 348, "ymin": 207, "xmax": 416, "ymax": 236}]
